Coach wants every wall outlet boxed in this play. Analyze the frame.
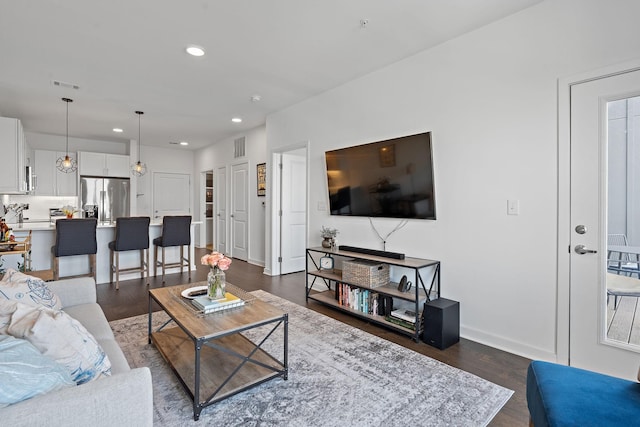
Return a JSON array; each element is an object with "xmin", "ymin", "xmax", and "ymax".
[{"xmin": 317, "ymin": 201, "xmax": 327, "ymax": 211}]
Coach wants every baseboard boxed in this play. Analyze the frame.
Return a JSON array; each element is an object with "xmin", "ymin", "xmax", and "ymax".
[
  {"xmin": 461, "ymin": 325, "xmax": 557, "ymax": 362},
  {"xmin": 247, "ymin": 258, "xmax": 265, "ymax": 268}
]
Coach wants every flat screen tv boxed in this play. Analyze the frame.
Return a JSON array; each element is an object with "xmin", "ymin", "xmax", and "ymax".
[{"xmin": 325, "ymin": 132, "xmax": 436, "ymax": 220}]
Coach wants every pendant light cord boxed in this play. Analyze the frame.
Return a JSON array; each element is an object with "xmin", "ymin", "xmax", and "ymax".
[
  {"xmin": 136, "ymin": 111, "xmax": 144, "ymax": 162},
  {"xmin": 62, "ymin": 97, "xmax": 73, "ymax": 155}
]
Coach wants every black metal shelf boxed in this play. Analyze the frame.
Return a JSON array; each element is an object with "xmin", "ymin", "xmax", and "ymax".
[{"xmin": 305, "ymin": 247, "xmax": 440, "ymax": 342}]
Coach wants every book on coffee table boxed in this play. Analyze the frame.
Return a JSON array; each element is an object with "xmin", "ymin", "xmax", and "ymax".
[{"xmin": 191, "ymin": 292, "xmax": 245, "ymax": 313}]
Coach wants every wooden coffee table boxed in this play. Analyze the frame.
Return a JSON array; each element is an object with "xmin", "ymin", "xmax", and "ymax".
[{"xmin": 148, "ymin": 282, "xmax": 288, "ymax": 421}]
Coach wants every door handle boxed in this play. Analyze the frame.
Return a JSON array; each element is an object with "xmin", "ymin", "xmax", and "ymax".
[{"xmin": 574, "ymin": 244, "xmax": 597, "ymax": 255}]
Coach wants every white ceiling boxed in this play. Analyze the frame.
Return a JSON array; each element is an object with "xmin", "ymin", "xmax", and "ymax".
[{"xmin": 0, "ymin": 0, "xmax": 541, "ymax": 150}]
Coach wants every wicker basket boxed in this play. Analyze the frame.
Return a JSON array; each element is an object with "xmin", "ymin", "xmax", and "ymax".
[{"xmin": 342, "ymin": 259, "xmax": 390, "ymax": 288}]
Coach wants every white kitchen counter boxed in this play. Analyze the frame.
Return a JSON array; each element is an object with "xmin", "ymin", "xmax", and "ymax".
[{"xmin": 2, "ymin": 220, "xmax": 202, "ymax": 285}]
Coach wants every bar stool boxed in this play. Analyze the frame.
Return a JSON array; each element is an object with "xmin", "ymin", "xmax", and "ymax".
[
  {"xmin": 153, "ymin": 215, "xmax": 192, "ymax": 282},
  {"xmin": 108, "ymin": 216, "xmax": 150, "ymax": 290},
  {"xmin": 52, "ymin": 218, "xmax": 97, "ymax": 280}
]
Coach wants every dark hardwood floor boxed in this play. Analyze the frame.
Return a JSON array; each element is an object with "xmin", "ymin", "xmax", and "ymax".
[{"xmin": 97, "ymin": 247, "xmax": 530, "ymax": 426}]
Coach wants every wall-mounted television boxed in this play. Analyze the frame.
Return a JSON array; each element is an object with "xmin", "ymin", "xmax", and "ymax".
[{"xmin": 325, "ymin": 132, "xmax": 436, "ymax": 220}]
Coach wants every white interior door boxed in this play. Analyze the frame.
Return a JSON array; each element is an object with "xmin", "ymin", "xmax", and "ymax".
[
  {"xmin": 216, "ymin": 167, "xmax": 227, "ymax": 254},
  {"xmin": 230, "ymin": 162, "xmax": 248, "ymax": 261},
  {"xmin": 280, "ymin": 151, "xmax": 307, "ymax": 274},
  {"xmin": 570, "ymin": 68, "xmax": 640, "ymax": 379},
  {"xmin": 152, "ymin": 172, "xmax": 190, "ymax": 220}
]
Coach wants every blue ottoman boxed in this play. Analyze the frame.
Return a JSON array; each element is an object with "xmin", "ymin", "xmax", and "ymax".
[{"xmin": 527, "ymin": 360, "xmax": 640, "ymax": 426}]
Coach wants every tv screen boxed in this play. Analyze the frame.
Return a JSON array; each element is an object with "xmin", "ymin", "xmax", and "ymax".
[{"xmin": 325, "ymin": 132, "xmax": 436, "ymax": 220}]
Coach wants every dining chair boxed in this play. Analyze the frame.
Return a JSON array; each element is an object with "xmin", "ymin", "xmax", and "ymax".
[
  {"xmin": 108, "ymin": 216, "xmax": 150, "ymax": 290},
  {"xmin": 153, "ymin": 215, "xmax": 192, "ymax": 283},
  {"xmin": 52, "ymin": 218, "xmax": 98, "ymax": 280}
]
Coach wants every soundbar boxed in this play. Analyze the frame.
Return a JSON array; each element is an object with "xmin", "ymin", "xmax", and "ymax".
[{"xmin": 338, "ymin": 245, "xmax": 405, "ymax": 260}]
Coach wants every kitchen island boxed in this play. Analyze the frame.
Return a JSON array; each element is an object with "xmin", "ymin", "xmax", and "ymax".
[{"xmin": 2, "ymin": 220, "xmax": 201, "ymax": 285}]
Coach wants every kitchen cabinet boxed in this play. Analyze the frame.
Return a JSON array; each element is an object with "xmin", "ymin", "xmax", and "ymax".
[
  {"xmin": 0, "ymin": 117, "xmax": 26, "ymax": 194},
  {"xmin": 34, "ymin": 150, "xmax": 77, "ymax": 196},
  {"xmin": 78, "ymin": 151, "xmax": 130, "ymax": 178}
]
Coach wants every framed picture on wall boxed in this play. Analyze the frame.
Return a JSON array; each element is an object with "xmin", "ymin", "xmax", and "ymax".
[{"xmin": 257, "ymin": 163, "xmax": 266, "ymax": 196}]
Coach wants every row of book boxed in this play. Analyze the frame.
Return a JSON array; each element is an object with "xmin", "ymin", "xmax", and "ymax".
[
  {"xmin": 335, "ymin": 282, "xmax": 394, "ymax": 316},
  {"xmin": 192, "ymin": 292, "xmax": 245, "ymax": 313},
  {"xmin": 335, "ymin": 283, "xmax": 422, "ymax": 330}
]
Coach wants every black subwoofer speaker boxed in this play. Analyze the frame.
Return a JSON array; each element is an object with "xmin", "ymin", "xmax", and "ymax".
[{"xmin": 423, "ymin": 298, "xmax": 460, "ymax": 350}]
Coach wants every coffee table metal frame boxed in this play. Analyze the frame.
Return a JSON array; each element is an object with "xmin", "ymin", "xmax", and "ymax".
[{"xmin": 148, "ymin": 283, "xmax": 288, "ymax": 421}]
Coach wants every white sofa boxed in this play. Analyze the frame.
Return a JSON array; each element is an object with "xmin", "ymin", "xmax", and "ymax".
[{"xmin": 1, "ymin": 277, "xmax": 153, "ymax": 427}]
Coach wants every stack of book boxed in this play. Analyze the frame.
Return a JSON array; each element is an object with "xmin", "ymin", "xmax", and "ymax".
[
  {"xmin": 191, "ymin": 292, "xmax": 245, "ymax": 313},
  {"xmin": 386, "ymin": 308, "xmax": 418, "ymax": 330}
]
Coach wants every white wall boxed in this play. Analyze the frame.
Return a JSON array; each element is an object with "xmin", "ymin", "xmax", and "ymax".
[
  {"xmin": 265, "ymin": 0, "xmax": 640, "ymax": 360},
  {"xmin": 194, "ymin": 125, "xmax": 267, "ymax": 265}
]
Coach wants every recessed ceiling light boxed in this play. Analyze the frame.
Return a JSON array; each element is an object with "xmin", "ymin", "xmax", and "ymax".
[
  {"xmin": 113, "ymin": 128, "xmax": 123, "ymax": 133},
  {"xmin": 186, "ymin": 45, "xmax": 205, "ymax": 57},
  {"xmin": 251, "ymin": 94, "xmax": 262, "ymax": 102},
  {"xmin": 179, "ymin": 141, "xmax": 189, "ymax": 146},
  {"xmin": 232, "ymin": 117, "xmax": 242, "ymax": 123}
]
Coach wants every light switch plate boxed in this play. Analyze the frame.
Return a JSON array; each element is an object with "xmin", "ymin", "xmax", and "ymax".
[{"xmin": 507, "ymin": 199, "xmax": 520, "ymax": 215}]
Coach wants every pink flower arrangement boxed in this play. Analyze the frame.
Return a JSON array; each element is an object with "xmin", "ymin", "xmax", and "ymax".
[{"xmin": 201, "ymin": 251, "xmax": 232, "ymax": 271}]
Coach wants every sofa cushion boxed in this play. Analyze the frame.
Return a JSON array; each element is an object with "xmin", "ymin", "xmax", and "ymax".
[
  {"xmin": 0, "ymin": 335, "xmax": 75, "ymax": 408},
  {"xmin": 99, "ymin": 339, "xmax": 131, "ymax": 374},
  {"xmin": 4, "ymin": 300, "xmax": 112, "ymax": 384},
  {"xmin": 0, "ymin": 268, "xmax": 61, "ymax": 310},
  {"xmin": 64, "ymin": 303, "xmax": 115, "ymax": 341}
]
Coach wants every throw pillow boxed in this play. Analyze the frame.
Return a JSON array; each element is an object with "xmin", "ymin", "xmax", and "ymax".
[
  {"xmin": 0, "ymin": 335, "xmax": 75, "ymax": 408},
  {"xmin": 0, "ymin": 298, "xmax": 16, "ymax": 334},
  {"xmin": 0, "ymin": 268, "xmax": 62, "ymax": 310},
  {"xmin": 7, "ymin": 302, "xmax": 112, "ymax": 384}
]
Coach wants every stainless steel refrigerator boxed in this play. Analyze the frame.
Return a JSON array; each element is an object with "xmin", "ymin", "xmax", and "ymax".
[{"xmin": 80, "ymin": 177, "xmax": 130, "ymax": 223}]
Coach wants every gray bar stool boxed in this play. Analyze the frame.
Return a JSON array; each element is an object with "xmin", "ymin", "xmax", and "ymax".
[
  {"xmin": 108, "ymin": 216, "xmax": 150, "ymax": 290},
  {"xmin": 153, "ymin": 215, "xmax": 192, "ymax": 282},
  {"xmin": 52, "ymin": 218, "xmax": 98, "ymax": 280}
]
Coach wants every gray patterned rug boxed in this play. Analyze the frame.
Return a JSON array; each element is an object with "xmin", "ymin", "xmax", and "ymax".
[{"xmin": 109, "ymin": 290, "xmax": 512, "ymax": 426}]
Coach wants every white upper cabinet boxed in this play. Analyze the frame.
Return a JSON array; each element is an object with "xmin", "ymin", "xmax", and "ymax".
[
  {"xmin": 34, "ymin": 150, "xmax": 77, "ymax": 196},
  {"xmin": 78, "ymin": 151, "xmax": 130, "ymax": 178},
  {"xmin": 0, "ymin": 117, "xmax": 26, "ymax": 194}
]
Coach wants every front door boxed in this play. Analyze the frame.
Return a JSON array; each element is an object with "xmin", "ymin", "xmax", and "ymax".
[
  {"xmin": 570, "ymin": 68, "xmax": 640, "ymax": 379},
  {"xmin": 231, "ymin": 162, "xmax": 248, "ymax": 261}
]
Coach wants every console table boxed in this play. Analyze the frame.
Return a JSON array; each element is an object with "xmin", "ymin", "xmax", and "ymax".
[{"xmin": 305, "ymin": 247, "xmax": 440, "ymax": 342}]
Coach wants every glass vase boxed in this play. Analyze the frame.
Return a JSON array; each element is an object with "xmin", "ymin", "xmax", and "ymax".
[{"xmin": 207, "ymin": 267, "xmax": 226, "ymax": 300}]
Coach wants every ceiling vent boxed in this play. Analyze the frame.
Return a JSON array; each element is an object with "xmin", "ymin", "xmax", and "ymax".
[
  {"xmin": 52, "ymin": 80, "xmax": 80, "ymax": 90},
  {"xmin": 234, "ymin": 137, "xmax": 246, "ymax": 158}
]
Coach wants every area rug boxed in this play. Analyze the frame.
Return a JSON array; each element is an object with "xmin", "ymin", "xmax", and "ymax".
[{"xmin": 109, "ymin": 290, "xmax": 513, "ymax": 426}]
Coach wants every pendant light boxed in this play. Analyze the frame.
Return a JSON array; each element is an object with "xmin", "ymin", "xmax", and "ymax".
[
  {"xmin": 131, "ymin": 110, "xmax": 147, "ymax": 176},
  {"xmin": 56, "ymin": 98, "xmax": 77, "ymax": 173}
]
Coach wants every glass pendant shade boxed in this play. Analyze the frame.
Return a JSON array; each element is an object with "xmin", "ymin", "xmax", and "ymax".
[
  {"xmin": 131, "ymin": 110, "xmax": 147, "ymax": 177},
  {"xmin": 56, "ymin": 98, "xmax": 78, "ymax": 173}
]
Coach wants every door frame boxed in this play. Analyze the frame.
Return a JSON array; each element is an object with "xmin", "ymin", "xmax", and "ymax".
[
  {"xmin": 268, "ymin": 141, "xmax": 309, "ymax": 276},
  {"xmin": 199, "ymin": 170, "xmax": 213, "ymax": 248},
  {"xmin": 557, "ymin": 58, "xmax": 640, "ymax": 365},
  {"xmin": 215, "ymin": 166, "xmax": 227, "ymax": 255}
]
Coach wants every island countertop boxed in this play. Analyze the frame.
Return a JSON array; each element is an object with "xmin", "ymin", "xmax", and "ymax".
[
  {"xmin": 2, "ymin": 220, "xmax": 201, "ymax": 284},
  {"xmin": 6, "ymin": 220, "xmax": 202, "ymax": 231}
]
